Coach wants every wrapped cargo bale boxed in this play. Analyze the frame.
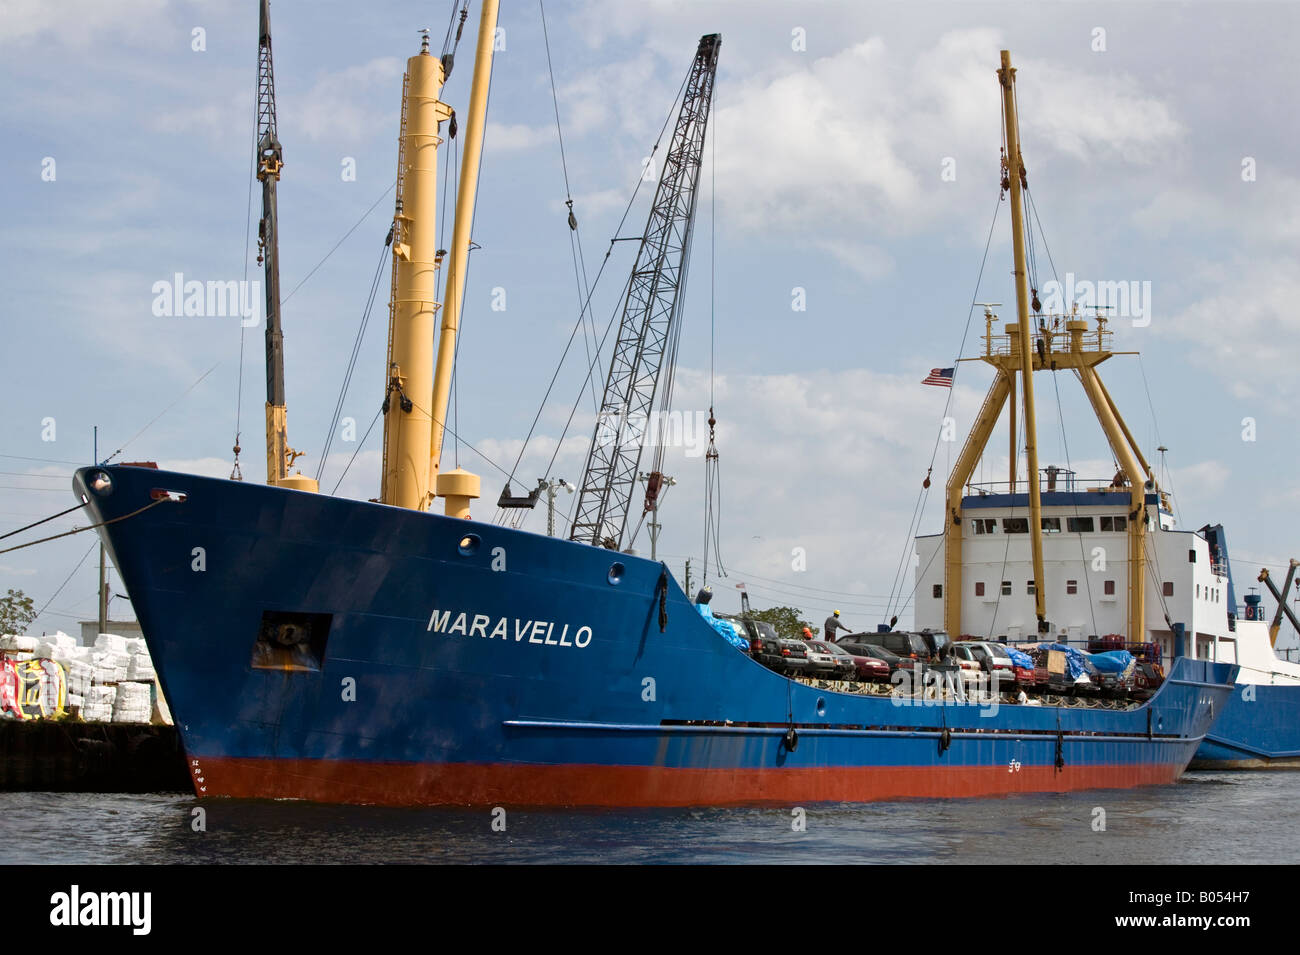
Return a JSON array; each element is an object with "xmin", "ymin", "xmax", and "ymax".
[
  {"xmin": 125, "ymin": 653, "xmax": 156, "ymax": 682},
  {"xmin": 64, "ymin": 661, "xmax": 92, "ymax": 697},
  {"xmin": 123, "ymin": 637, "xmax": 147, "ymax": 655},
  {"xmin": 111, "ymin": 681, "xmax": 152, "ymax": 723},
  {"xmin": 0, "ymin": 634, "xmax": 38, "ymax": 652},
  {"xmin": 91, "ymin": 650, "xmax": 129, "ymax": 684},
  {"xmin": 93, "ymin": 633, "xmax": 128, "ymax": 654},
  {"xmin": 81, "ymin": 703, "xmax": 113, "ymax": 722},
  {"xmin": 85, "ymin": 685, "xmax": 117, "ymax": 719}
]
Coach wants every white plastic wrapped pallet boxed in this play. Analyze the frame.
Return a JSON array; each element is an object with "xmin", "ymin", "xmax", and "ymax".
[
  {"xmin": 111, "ymin": 681, "xmax": 151, "ymax": 723},
  {"xmin": 0, "ymin": 634, "xmax": 38, "ymax": 652},
  {"xmin": 125, "ymin": 653, "xmax": 155, "ymax": 682}
]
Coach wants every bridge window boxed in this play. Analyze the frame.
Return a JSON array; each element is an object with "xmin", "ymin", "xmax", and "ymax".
[
  {"xmin": 1066, "ymin": 579, "xmax": 1078, "ymax": 595},
  {"xmin": 1163, "ymin": 581, "xmax": 1174, "ymax": 597},
  {"xmin": 1002, "ymin": 517, "xmax": 1029, "ymax": 533},
  {"xmin": 1001, "ymin": 581, "xmax": 1012, "ymax": 596},
  {"xmin": 933, "ymin": 584, "xmax": 942, "ymax": 598},
  {"xmin": 1188, "ymin": 549, "xmax": 1197, "ymax": 563},
  {"xmin": 1099, "ymin": 516, "xmax": 1127, "ymax": 532},
  {"xmin": 975, "ymin": 581, "xmax": 985, "ymax": 597},
  {"xmin": 1042, "ymin": 517, "xmax": 1061, "ymax": 533},
  {"xmin": 1067, "ymin": 517, "xmax": 1094, "ymax": 532},
  {"xmin": 972, "ymin": 518, "xmax": 996, "ymax": 535},
  {"xmin": 1104, "ymin": 580, "xmax": 1116, "ymax": 596},
  {"xmin": 1026, "ymin": 580, "xmax": 1036, "ymax": 595}
]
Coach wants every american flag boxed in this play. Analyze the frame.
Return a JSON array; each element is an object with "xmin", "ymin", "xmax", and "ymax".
[{"xmin": 921, "ymin": 367, "xmax": 954, "ymax": 387}]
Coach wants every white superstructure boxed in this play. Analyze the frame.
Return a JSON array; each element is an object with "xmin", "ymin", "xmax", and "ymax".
[{"xmin": 915, "ymin": 472, "xmax": 1300, "ymax": 688}]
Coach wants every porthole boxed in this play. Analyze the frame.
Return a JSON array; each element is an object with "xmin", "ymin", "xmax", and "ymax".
[
  {"xmin": 458, "ymin": 534, "xmax": 481, "ymax": 556},
  {"xmin": 608, "ymin": 561, "xmax": 625, "ymax": 585}
]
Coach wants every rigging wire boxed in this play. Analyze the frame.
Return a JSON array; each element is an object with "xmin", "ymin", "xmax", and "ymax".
[
  {"xmin": 0, "ymin": 499, "xmax": 172, "ymax": 557},
  {"xmin": 882, "ymin": 189, "xmax": 1004, "ymax": 625},
  {"xmin": 100, "ymin": 362, "xmax": 221, "ymax": 466},
  {"xmin": 700, "ymin": 76, "xmax": 724, "ymax": 587},
  {"xmin": 0, "ymin": 502, "xmax": 86, "ymax": 542},
  {"xmin": 280, "ymin": 181, "xmax": 397, "ymax": 306},
  {"xmin": 1052, "ymin": 368, "xmax": 1100, "ymax": 639},
  {"xmin": 494, "ymin": 67, "xmax": 694, "ymax": 527},
  {"xmin": 1136, "ymin": 353, "xmax": 1180, "ymax": 526},
  {"xmin": 232, "ymin": 77, "xmax": 260, "ymax": 481},
  {"xmin": 32, "ymin": 540, "xmax": 98, "ymax": 629},
  {"xmin": 330, "ymin": 406, "xmax": 383, "ymax": 495},
  {"xmin": 314, "ymin": 233, "xmax": 392, "ymax": 483},
  {"xmin": 539, "ymin": 0, "xmax": 602, "ymax": 416}
]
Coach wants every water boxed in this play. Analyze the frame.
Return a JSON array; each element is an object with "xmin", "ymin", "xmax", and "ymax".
[{"xmin": 3, "ymin": 771, "xmax": 1295, "ymax": 864}]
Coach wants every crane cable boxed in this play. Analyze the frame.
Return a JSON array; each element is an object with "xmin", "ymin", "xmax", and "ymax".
[
  {"xmin": 232, "ymin": 76, "xmax": 260, "ymax": 482},
  {"xmin": 314, "ymin": 233, "xmax": 392, "ymax": 484},
  {"xmin": 540, "ymin": 0, "xmax": 602, "ymax": 415},
  {"xmin": 494, "ymin": 68, "xmax": 693, "ymax": 529},
  {"xmin": 701, "ymin": 97, "xmax": 724, "ymax": 586}
]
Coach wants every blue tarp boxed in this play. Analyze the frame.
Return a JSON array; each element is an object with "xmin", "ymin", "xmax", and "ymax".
[
  {"xmin": 1089, "ymin": 650, "xmax": 1135, "ymax": 674},
  {"xmin": 698, "ymin": 603, "xmax": 750, "ymax": 651},
  {"xmin": 1036, "ymin": 643, "xmax": 1091, "ymax": 680},
  {"xmin": 1004, "ymin": 646, "xmax": 1034, "ymax": 670}
]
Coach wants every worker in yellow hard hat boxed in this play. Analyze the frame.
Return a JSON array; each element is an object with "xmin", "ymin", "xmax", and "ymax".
[{"xmin": 823, "ymin": 609, "xmax": 851, "ymax": 643}]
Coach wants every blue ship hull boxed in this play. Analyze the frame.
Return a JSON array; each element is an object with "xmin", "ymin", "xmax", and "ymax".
[
  {"xmin": 76, "ymin": 465, "xmax": 1237, "ymax": 806},
  {"xmin": 1192, "ymin": 683, "xmax": 1300, "ymax": 768}
]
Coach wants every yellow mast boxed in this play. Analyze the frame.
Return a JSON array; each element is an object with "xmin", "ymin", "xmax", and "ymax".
[
  {"xmin": 945, "ymin": 52, "xmax": 1154, "ymax": 643},
  {"xmin": 430, "ymin": 0, "xmax": 499, "ymax": 518},
  {"xmin": 998, "ymin": 50, "xmax": 1048, "ymax": 632},
  {"xmin": 379, "ymin": 31, "xmax": 455, "ymax": 510}
]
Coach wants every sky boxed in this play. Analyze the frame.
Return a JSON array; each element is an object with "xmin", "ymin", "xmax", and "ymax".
[{"xmin": 2, "ymin": 0, "xmax": 1299, "ymax": 655}]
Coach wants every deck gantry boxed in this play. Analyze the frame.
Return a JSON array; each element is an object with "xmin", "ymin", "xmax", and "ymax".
[{"xmin": 942, "ymin": 51, "xmax": 1156, "ymax": 643}]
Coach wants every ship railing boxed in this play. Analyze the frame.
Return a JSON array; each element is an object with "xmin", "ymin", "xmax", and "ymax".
[
  {"xmin": 982, "ymin": 319, "xmax": 1113, "ymax": 358},
  {"xmin": 964, "ymin": 475, "xmax": 1128, "ymax": 497}
]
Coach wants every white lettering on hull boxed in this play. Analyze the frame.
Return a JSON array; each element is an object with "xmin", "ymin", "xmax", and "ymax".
[{"xmin": 428, "ymin": 609, "xmax": 594, "ymax": 649}]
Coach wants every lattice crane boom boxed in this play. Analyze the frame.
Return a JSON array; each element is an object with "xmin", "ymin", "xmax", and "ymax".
[{"xmin": 569, "ymin": 33, "xmax": 720, "ymax": 548}]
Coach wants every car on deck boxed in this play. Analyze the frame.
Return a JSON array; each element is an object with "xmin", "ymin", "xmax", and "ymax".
[{"xmin": 805, "ymin": 640, "xmax": 878, "ymax": 681}]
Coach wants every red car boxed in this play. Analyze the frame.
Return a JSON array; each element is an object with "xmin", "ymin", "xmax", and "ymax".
[{"xmin": 821, "ymin": 641, "xmax": 891, "ymax": 682}]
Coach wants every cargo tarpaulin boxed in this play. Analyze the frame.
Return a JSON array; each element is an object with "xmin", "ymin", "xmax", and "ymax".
[{"xmin": 1036, "ymin": 643, "xmax": 1090, "ymax": 680}]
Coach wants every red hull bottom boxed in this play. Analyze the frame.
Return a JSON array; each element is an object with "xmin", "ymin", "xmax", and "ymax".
[{"xmin": 191, "ymin": 757, "xmax": 1184, "ymax": 807}]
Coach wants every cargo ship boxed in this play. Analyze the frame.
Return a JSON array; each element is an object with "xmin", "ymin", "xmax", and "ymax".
[{"xmin": 73, "ymin": 5, "xmax": 1234, "ymax": 806}]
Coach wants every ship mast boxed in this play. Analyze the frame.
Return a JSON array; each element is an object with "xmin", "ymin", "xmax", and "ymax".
[
  {"xmin": 942, "ymin": 51, "xmax": 1155, "ymax": 644},
  {"xmin": 380, "ymin": 1, "xmax": 498, "ymax": 513},
  {"xmin": 256, "ymin": 0, "xmax": 316, "ymax": 492},
  {"xmin": 999, "ymin": 50, "xmax": 1048, "ymax": 631},
  {"xmin": 429, "ymin": 0, "xmax": 498, "ymax": 518}
]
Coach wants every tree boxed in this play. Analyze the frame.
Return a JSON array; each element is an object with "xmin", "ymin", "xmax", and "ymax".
[
  {"xmin": 748, "ymin": 605, "xmax": 818, "ymax": 641},
  {"xmin": 0, "ymin": 589, "xmax": 37, "ymax": 635}
]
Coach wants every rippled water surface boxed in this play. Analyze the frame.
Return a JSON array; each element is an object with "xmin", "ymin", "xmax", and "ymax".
[{"xmin": 4, "ymin": 770, "xmax": 1297, "ymax": 864}]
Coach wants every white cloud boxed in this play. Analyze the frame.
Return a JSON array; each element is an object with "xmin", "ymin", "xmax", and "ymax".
[
  {"xmin": 812, "ymin": 238, "xmax": 895, "ymax": 283},
  {"xmin": 488, "ymin": 122, "xmax": 553, "ymax": 153},
  {"xmin": 711, "ymin": 29, "xmax": 1184, "ymax": 233},
  {"xmin": 1158, "ymin": 256, "xmax": 1300, "ymax": 399},
  {"xmin": 289, "ymin": 57, "xmax": 403, "ymax": 144},
  {"xmin": 0, "ymin": 0, "xmax": 171, "ymax": 49}
]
